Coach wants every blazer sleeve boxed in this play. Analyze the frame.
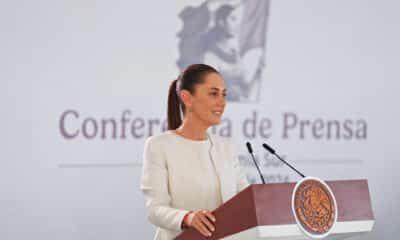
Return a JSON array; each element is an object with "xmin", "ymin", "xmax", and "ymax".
[{"xmin": 140, "ymin": 137, "xmax": 190, "ymax": 231}]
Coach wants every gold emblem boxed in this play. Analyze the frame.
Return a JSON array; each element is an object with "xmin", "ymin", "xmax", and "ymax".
[{"xmin": 293, "ymin": 178, "xmax": 337, "ymax": 237}]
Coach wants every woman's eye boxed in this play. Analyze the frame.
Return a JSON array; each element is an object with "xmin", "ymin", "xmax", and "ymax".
[{"xmin": 209, "ymin": 92, "xmax": 226, "ymax": 97}]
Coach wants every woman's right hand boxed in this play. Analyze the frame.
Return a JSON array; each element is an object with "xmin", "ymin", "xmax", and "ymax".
[{"xmin": 183, "ymin": 209, "xmax": 216, "ymax": 237}]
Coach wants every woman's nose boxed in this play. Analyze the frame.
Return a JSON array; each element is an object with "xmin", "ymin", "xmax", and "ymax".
[{"xmin": 218, "ymin": 95, "xmax": 226, "ymax": 107}]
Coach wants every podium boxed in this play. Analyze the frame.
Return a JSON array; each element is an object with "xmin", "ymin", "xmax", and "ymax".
[{"xmin": 175, "ymin": 179, "xmax": 374, "ymax": 240}]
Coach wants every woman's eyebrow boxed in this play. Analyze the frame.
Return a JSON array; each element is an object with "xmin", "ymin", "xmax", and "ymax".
[{"xmin": 209, "ymin": 87, "xmax": 226, "ymax": 92}]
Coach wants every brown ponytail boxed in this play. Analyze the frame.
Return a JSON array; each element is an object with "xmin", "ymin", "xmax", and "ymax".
[
  {"xmin": 167, "ymin": 64, "xmax": 220, "ymax": 130},
  {"xmin": 167, "ymin": 79, "xmax": 182, "ymax": 130}
]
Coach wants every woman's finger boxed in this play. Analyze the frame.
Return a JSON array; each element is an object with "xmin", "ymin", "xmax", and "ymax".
[
  {"xmin": 193, "ymin": 220, "xmax": 211, "ymax": 237},
  {"xmin": 199, "ymin": 213, "xmax": 215, "ymax": 232},
  {"xmin": 203, "ymin": 211, "xmax": 216, "ymax": 223}
]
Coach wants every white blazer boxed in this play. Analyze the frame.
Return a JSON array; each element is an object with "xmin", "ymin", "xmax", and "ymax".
[{"xmin": 140, "ymin": 131, "xmax": 249, "ymax": 240}]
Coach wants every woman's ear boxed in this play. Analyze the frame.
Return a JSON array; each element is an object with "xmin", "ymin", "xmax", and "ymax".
[{"xmin": 179, "ymin": 89, "xmax": 193, "ymax": 110}]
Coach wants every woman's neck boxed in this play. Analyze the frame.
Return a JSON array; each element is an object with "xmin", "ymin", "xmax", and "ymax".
[{"xmin": 175, "ymin": 118, "xmax": 208, "ymax": 141}]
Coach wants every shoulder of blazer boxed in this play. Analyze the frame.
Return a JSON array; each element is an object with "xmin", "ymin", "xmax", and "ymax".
[{"xmin": 144, "ymin": 131, "xmax": 175, "ymax": 151}]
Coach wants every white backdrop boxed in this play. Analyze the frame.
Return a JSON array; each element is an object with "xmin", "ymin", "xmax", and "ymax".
[{"xmin": 1, "ymin": 0, "xmax": 399, "ymax": 239}]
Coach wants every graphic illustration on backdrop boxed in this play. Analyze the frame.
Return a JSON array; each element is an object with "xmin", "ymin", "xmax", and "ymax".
[{"xmin": 177, "ymin": 0, "xmax": 270, "ymax": 102}]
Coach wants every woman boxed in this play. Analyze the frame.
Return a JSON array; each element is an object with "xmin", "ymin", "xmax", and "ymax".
[{"xmin": 141, "ymin": 64, "xmax": 249, "ymax": 240}]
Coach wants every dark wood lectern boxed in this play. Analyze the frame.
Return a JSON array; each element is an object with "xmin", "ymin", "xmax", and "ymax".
[{"xmin": 175, "ymin": 179, "xmax": 374, "ymax": 240}]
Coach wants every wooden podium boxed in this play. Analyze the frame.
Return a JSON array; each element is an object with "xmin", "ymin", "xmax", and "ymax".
[{"xmin": 175, "ymin": 179, "xmax": 374, "ymax": 240}]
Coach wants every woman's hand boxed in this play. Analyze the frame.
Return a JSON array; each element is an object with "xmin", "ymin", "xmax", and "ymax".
[{"xmin": 183, "ymin": 210, "xmax": 216, "ymax": 237}]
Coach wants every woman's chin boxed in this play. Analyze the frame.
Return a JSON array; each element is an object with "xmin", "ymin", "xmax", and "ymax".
[{"xmin": 209, "ymin": 117, "xmax": 222, "ymax": 126}]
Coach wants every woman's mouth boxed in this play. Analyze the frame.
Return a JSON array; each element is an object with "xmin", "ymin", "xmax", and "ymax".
[{"xmin": 211, "ymin": 111, "xmax": 223, "ymax": 116}]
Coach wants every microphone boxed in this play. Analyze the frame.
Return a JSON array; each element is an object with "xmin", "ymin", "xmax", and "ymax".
[
  {"xmin": 246, "ymin": 142, "xmax": 266, "ymax": 184},
  {"xmin": 262, "ymin": 143, "xmax": 305, "ymax": 178}
]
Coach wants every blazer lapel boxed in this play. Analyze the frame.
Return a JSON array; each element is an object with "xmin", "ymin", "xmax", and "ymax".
[{"xmin": 209, "ymin": 135, "xmax": 231, "ymax": 203}]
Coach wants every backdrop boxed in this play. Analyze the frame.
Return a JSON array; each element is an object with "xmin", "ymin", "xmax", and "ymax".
[{"xmin": 1, "ymin": 0, "xmax": 399, "ymax": 239}]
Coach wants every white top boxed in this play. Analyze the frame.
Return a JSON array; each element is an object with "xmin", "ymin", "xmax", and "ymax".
[
  {"xmin": 170, "ymin": 132, "xmax": 223, "ymax": 211},
  {"xmin": 141, "ymin": 130, "xmax": 249, "ymax": 240}
]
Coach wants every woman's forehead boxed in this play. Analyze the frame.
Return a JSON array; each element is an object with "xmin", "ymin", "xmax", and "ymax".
[{"xmin": 202, "ymin": 73, "xmax": 225, "ymax": 89}]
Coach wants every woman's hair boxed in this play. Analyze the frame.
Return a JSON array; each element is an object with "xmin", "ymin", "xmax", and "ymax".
[{"xmin": 167, "ymin": 64, "xmax": 220, "ymax": 130}]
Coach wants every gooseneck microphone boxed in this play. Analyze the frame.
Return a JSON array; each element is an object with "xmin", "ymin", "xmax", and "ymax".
[
  {"xmin": 246, "ymin": 142, "xmax": 266, "ymax": 184},
  {"xmin": 262, "ymin": 143, "xmax": 306, "ymax": 178}
]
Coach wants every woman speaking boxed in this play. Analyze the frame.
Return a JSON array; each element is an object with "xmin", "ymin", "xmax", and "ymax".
[{"xmin": 141, "ymin": 64, "xmax": 249, "ymax": 240}]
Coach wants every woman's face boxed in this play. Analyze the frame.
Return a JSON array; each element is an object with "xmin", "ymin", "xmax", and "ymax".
[{"xmin": 186, "ymin": 73, "xmax": 226, "ymax": 127}]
